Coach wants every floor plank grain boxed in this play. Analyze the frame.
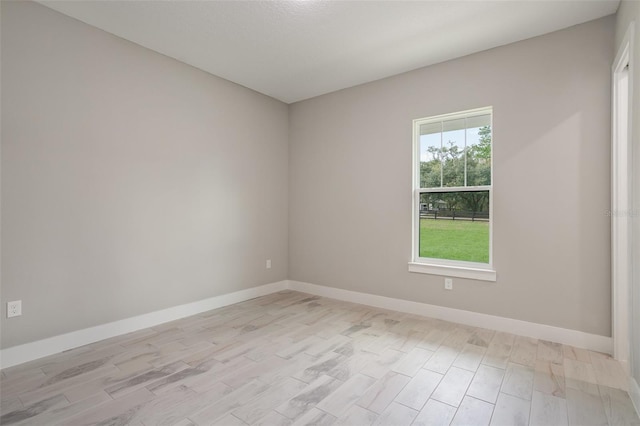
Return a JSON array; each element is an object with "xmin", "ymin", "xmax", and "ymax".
[{"xmin": 0, "ymin": 290, "xmax": 637, "ymax": 426}]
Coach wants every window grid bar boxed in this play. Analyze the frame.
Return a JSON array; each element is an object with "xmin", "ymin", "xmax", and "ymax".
[
  {"xmin": 464, "ymin": 117, "xmax": 468, "ymax": 187},
  {"xmin": 440, "ymin": 121, "xmax": 443, "ymax": 188},
  {"xmin": 417, "ymin": 185, "xmax": 490, "ymax": 194}
]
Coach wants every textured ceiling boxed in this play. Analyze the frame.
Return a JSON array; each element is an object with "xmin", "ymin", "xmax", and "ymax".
[{"xmin": 39, "ymin": 1, "xmax": 619, "ymax": 104}]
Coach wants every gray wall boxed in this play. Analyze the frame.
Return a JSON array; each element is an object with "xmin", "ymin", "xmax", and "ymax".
[
  {"xmin": 615, "ymin": 0, "xmax": 640, "ymax": 386},
  {"xmin": 289, "ymin": 17, "xmax": 614, "ymax": 336},
  {"xmin": 1, "ymin": 1, "xmax": 289, "ymax": 349},
  {"xmin": 0, "ymin": 1, "xmax": 618, "ymax": 352}
]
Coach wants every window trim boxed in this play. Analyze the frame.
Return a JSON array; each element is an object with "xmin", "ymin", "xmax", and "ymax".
[
  {"xmin": 410, "ymin": 107, "xmax": 496, "ymax": 281},
  {"xmin": 408, "ymin": 262, "xmax": 497, "ymax": 282}
]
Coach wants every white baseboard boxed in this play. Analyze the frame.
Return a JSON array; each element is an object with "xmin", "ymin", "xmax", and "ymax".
[
  {"xmin": 288, "ymin": 280, "xmax": 613, "ymax": 354},
  {"xmin": 0, "ymin": 279, "xmax": 614, "ymax": 370},
  {"xmin": 630, "ymin": 375, "xmax": 640, "ymax": 420},
  {"xmin": 0, "ymin": 280, "xmax": 288, "ymax": 369}
]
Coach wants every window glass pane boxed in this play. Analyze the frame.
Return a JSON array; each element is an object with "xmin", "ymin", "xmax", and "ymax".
[
  {"xmin": 419, "ymin": 123, "xmax": 442, "ymax": 188},
  {"xmin": 466, "ymin": 113, "xmax": 491, "ymax": 129},
  {"xmin": 418, "ymin": 190, "xmax": 490, "ymax": 263},
  {"xmin": 420, "ymin": 122, "xmax": 441, "ymax": 136},
  {"xmin": 466, "ymin": 121, "xmax": 491, "ymax": 186},
  {"xmin": 441, "ymin": 118, "xmax": 465, "ymax": 187}
]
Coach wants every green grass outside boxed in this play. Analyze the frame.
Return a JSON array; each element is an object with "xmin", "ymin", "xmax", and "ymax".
[{"xmin": 419, "ymin": 218, "xmax": 489, "ymax": 263}]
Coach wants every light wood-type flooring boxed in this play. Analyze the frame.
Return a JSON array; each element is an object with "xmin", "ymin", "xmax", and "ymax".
[{"xmin": 1, "ymin": 290, "xmax": 638, "ymax": 425}]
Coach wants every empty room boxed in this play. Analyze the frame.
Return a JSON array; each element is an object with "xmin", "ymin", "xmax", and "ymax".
[{"xmin": 1, "ymin": 0, "xmax": 640, "ymax": 424}]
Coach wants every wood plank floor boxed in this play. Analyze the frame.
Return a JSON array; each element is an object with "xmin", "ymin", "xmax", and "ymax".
[{"xmin": 1, "ymin": 290, "xmax": 638, "ymax": 425}]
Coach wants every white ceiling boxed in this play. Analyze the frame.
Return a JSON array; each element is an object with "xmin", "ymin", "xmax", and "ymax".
[{"xmin": 39, "ymin": 0, "xmax": 619, "ymax": 104}]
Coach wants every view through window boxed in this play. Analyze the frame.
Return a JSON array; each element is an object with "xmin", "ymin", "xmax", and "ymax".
[{"xmin": 414, "ymin": 107, "xmax": 492, "ymax": 265}]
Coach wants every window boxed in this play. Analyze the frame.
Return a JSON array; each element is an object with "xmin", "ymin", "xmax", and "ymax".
[{"xmin": 409, "ymin": 107, "xmax": 496, "ymax": 281}]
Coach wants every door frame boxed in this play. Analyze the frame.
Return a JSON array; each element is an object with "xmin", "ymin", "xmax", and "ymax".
[{"xmin": 612, "ymin": 22, "xmax": 634, "ymax": 370}]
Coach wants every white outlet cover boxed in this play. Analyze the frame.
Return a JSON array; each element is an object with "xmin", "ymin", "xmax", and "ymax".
[
  {"xmin": 7, "ymin": 300, "xmax": 22, "ymax": 318},
  {"xmin": 444, "ymin": 278, "xmax": 453, "ymax": 290},
  {"xmin": 266, "ymin": 259, "xmax": 272, "ymax": 269}
]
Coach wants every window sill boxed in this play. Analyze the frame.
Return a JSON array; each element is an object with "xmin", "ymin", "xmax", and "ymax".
[{"xmin": 408, "ymin": 261, "xmax": 497, "ymax": 282}]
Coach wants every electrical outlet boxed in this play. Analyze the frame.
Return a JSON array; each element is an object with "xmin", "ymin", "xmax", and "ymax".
[
  {"xmin": 7, "ymin": 300, "xmax": 22, "ymax": 318},
  {"xmin": 266, "ymin": 259, "xmax": 272, "ymax": 269},
  {"xmin": 444, "ymin": 278, "xmax": 453, "ymax": 290}
]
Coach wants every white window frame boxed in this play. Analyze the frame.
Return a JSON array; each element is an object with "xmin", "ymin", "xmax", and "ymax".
[{"xmin": 409, "ymin": 107, "xmax": 496, "ymax": 281}]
